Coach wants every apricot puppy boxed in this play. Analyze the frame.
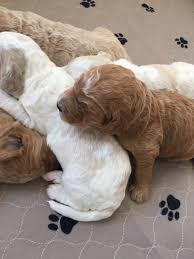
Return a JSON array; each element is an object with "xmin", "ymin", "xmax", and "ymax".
[{"xmin": 57, "ymin": 64, "xmax": 194, "ymax": 203}]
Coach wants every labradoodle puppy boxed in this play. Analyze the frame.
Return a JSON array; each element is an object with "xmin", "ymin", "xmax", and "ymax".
[
  {"xmin": 0, "ymin": 6, "xmax": 129, "ymax": 66},
  {"xmin": 57, "ymin": 64, "xmax": 194, "ymax": 203},
  {"xmin": 114, "ymin": 59, "xmax": 194, "ymax": 99}
]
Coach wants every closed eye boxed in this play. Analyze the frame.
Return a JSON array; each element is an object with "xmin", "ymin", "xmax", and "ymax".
[{"xmin": 77, "ymin": 99, "xmax": 88, "ymax": 113}]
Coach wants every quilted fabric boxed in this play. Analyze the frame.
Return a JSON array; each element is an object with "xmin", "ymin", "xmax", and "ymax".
[{"xmin": 0, "ymin": 0, "xmax": 194, "ymax": 258}]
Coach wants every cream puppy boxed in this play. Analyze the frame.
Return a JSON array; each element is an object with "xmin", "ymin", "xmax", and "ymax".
[
  {"xmin": 114, "ymin": 59, "xmax": 194, "ymax": 98},
  {"xmin": 0, "ymin": 32, "xmax": 131, "ymax": 221}
]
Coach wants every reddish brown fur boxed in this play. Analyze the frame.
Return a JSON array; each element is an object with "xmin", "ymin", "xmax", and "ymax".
[
  {"xmin": 58, "ymin": 64, "xmax": 194, "ymax": 203},
  {"xmin": 0, "ymin": 109, "xmax": 60, "ymax": 183}
]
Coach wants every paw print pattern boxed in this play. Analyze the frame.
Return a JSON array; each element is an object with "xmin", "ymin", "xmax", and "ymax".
[
  {"xmin": 159, "ymin": 194, "xmax": 180, "ymax": 221},
  {"xmin": 114, "ymin": 33, "xmax": 128, "ymax": 45},
  {"xmin": 175, "ymin": 37, "xmax": 188, "ymax": 48},
  {"xmin": 80, "ymin": 0, "xmax": 96, "ymax": 8},
  {"xmin": 48, "ymin": 214, "xmax": 78, "ymax": 234},
  {"xmin": 142, "ymin": 3, "xmax": 155, "ymax": 13}
]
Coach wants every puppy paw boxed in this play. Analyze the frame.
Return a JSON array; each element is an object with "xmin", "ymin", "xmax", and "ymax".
[
  {"xmin": 43, "ymin": 171, "xmax": 62, "ymax": 183},
  {"xmin": 47, "ymin": 184, "xmax": 67, "ymax": 205},
  {"xmin": 47, "ymin": 184, "xmax": 60, "ymax": 200},
  {"xmin": 130, "ymin": 186, "xmax": 149, "ymax": 203}
]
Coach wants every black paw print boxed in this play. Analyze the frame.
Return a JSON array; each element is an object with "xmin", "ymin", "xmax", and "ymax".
[
  {"xmin": 114, "ymin": 33, "xmax": 128, "ymax": 45},
  {"xmin": 48, "ymin": 214, "xmax": 78, "ymax": 234},
  {"xmin": 80, "ymin": 0, "xmax": 96, "ymax": 8},
  {"xmin": 159, "ymin": 194, "xmax": 180, "ymax": 221},
  {"xmin": 142, "ymin": 3, "xmax": 155, "ymax": 12},
  {"xmin": 175, "ymin": 37, "xmax": 188, "ymax": 48}
]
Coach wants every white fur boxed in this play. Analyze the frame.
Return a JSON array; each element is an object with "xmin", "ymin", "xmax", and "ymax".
[
  {"xmin": 114, "ymin": 59, "xmax": 194, "ymax": 98},
  {"xmin": 64, "ymin": 51, "xmax": 112, "ymax": 81},
  {"xmin": 0, "ymin": 32, "xmax": 131, "ymax": 222}
]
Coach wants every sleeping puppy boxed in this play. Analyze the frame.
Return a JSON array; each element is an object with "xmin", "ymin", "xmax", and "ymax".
[
  {"xmin": 58, "ymin": 64, "xmax": 194, "ymax": 203},
  {"xmin": 0, "ymin": 109, "xmax": 60, "ymax": 183},
  {"xmin": 0, "ymin": 6, "xmax": 129, "ymax": 66},
  {"xmin": 114, "ymin": 59, "xmax": 194, "ymax": 99}
]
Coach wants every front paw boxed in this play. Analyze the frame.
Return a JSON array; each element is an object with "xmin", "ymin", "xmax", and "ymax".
[
  {"xmin": 47, "ymin": 184, "xmax": 59, "ymax": 200},
  {"xmin": 130, "ymin": 186, "xmax": 150, "ymax": 203},
  {"xmin": 43, "ymin": 170, "xmax": 62, "ymax": 183},
  {"xmin": 47, "ymin": 184, "xmax": 67, "ymax": 205}
]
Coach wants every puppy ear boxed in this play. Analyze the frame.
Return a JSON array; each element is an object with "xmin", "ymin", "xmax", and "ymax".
[
  {"xmin": 0, "ymin": 135, "xmax": 23, "ymax": 161},
  {"xmin": 103, "ymin": 110, "xmax": 121, "ymax": 134},
  {"xmin": 60, "ymin": 95, "xmax": 77, "ymax": 112},
  {"xmin": 0, "ymin": 123, "xmax": 24, "ymax": 161},
  {"xmin": 0, "ymin": 48, "xmax": 26, "ymax": 98},
  {"xmin": 58, "ymin": 95, "xmax": 86, "ymax": 123}
]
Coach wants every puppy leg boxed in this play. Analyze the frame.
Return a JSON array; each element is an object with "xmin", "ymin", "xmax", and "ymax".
[
  {"xmin": 130, "ymin": 153, "xmax": 156, "ymax": 203},
  {"xmin": 47, "ymin": 183, "xmax": 80, "ymax": 210},
  {"xmin": 120, "ymin": 125, "xmax": 161, "ymax": 203},
  {"xmin": 43, "ymin": 170, "xmax": 62, "ymax": 183},
  {"xmin": 47, "ymin": 184, "xmax": 67, "ymax": 203}
]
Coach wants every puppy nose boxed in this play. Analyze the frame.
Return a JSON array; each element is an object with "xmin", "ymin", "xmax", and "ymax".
[{"xmin": 57, "ymin": 101, "xmax": 62, "ymax": 112}]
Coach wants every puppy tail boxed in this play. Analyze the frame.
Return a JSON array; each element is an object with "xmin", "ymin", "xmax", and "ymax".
[{"xmin": 48, "ymin": 200, "xmax": 114, "ymax": 222}]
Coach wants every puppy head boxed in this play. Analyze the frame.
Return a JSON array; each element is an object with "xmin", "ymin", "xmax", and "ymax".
[
  {"xmin": 57, "ymin": 64, "xmax": 140, "ymax": 135},
  {"xmin": 57, "ymin": 87, "xmax": 88, "ymax": 126},
  {"xmin": 0, "ymin": 121, "xmax": 47, "ymax": 169}
]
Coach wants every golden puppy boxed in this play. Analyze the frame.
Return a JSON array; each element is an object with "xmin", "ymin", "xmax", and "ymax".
[
  {"xmin": 0, "ymin": 6, "xmax": 129, "ymax": 66},
  {"xmin": 0, "ymin": 109, "xmax": 60, "ymax": 183},
  {"xmin": 57, "ymin": 64, "xmax": 194, "ymax": 203}
]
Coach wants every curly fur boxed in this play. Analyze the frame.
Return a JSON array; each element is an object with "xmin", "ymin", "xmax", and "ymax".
[
  {"xmin": 0, "ymin": 109, "xmax": 60, "ymax": 183},
  {"xmin": 0, "ymin": 47, "xmax": 26, "ymax": 98},
  {"xmin": 0, "ymin": 32, "xmax": 131, "ymax": 221},
  {"xmin": 59, "ymin": 64, "xmax": 194, "ymax": 203},
  {"xmin": 0, "ymin": 6, "xmax": 129, "ymax": 66}
]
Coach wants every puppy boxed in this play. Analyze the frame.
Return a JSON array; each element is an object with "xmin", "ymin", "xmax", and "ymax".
[
  {"xmin": 58, "ymin": 64, "xmax": 194, "ymax": 203},
  {"xmin": 114, "ymin": 59, "xmax": 194, "ymax": 99},
  {"xmin": 0, "ymin": 6, "xmax": 129, "ymax": 66},
  {"xmin": 0, "ymin": 32, "xmax": 131, "ymax": 221},
  {"xmin": 0, "ymin": 109, "xmax": 60, "ymax": 183}
]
